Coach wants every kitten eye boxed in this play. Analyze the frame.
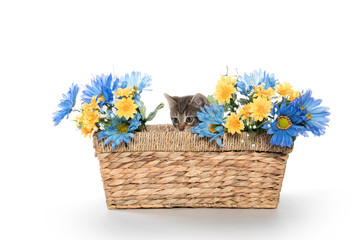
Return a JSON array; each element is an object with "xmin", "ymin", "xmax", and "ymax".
[
  {"xmin": 172, "ymin": 117, "xmax": 179, "ymax": 123},
  {"xmin": 186, "ymin": 117, "xmax": 193, "ymax": 123}
]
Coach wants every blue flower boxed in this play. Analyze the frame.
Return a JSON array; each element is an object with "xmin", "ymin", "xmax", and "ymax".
[
  {"xmin": 81, "ymin": 74, "xmax": 119, "ymax": 107},
  {"xmin": 97, "ymin": 114, "xmax": 141, "ymax": 150},
  {"xmin": 293, "ymin": 90, "xmax": 330, "ymax": 136},
  {"xmin": 53, "ymin": 84, "xmax": 79, "ymax": 126},
  {"xmin": 262, "ymin": 100, "xmax": 308, "ymax": 147},
  {"xmin": 237, "ymin": 69, "xmax": 278, "ymax": 95},
  {"xmin": 118, "ymin": 72, "xmax": 152, "ymax": 106},
  {"xmin": 120, "ymin": 71, "xmax": 152, "ymax": 94},
  {"xmin": 191, "ymin": 103, "xmax": 225, "ymax": 147}
]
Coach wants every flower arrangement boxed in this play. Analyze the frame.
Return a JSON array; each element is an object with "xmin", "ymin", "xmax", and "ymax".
[
  {"xmin": 192, "ymin": 69, "xmax": 330, "ymax": 148},
  {"xmin": 53, "ymin": 72, "xmax": 164, "ymax": 149}
]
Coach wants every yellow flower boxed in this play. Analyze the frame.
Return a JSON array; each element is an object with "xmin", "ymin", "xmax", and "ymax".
[
  {"xmin": 88, "ymin": 96, "xmax": 100, "ymax": 109},
  {"xmin": 249, "ymin": 96, "xmax": 273, "ymax": 122},
  {"xmin": 253, "ymin": 85, "xmax": 275, "ymax": 99},
  {"xmin": 79, "ymin": 123, "xmax": 96, "ymax": 137},
  {"xmin": 275, "ymin": 82, "xmax": 300, "ymax": 101},
  {"xmin": 115, "ymin": 87, "xmax": 133, "ymax": 98},
  {"xmin": 214, "ymin": 79, "xmax": 236, "ymax": 104},
  {"xmin": 275, "ymin": 82, "xmax": 292, "ymax": 97},
  {"xmin": 288, "ymin": 89, "xmax": 300, "ymax": 101},
  {"xmin": 76, "ymin": 96, "xmax": 100, "ymax": 138},
  {"xmin": 224, "ymin": 113, "xmax": 245, "ymax": 135},
  {"xmin": 239, "ymin": 103, "xmax": 251, "ymax": 121},
  {"xmin": 114, "ymin": 97, "xmax": 138, "ymax": 120},
  {"xmin": 221, "ymin": 75, "xmax": 237, "ymax": 85}
]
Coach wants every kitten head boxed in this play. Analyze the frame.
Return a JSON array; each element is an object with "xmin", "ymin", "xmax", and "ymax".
[{"xmin": 164, "ymin": 93, "xmax": 209, "ymax": 131}]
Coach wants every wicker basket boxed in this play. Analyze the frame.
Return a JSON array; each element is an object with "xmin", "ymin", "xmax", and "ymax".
[{"xmin": 93, "ymin": 125, "xmax": 293, "ymax": 209}]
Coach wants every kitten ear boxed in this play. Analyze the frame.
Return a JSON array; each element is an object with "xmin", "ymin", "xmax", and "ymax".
[
  {"xmin": 190, "ymin": 93, "xmax": 209, "ymax": 108},
  {"xmin": 164, "ymin": 93, "xmax": 177, "ymax": 108}
]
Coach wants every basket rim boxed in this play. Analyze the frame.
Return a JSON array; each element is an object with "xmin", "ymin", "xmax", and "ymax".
[{"xmin": 93, "ymin": 124, "xmax": 293, "ymax": 154}]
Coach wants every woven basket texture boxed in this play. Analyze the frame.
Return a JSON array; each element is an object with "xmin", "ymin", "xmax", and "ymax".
[{"xmin": 93, "ymin": 125, "xmax": 292, "ymax": 209}]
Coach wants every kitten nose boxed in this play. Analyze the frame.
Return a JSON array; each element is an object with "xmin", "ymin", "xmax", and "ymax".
[{"xmin": 178, "ymin": 123, "xmax": 185, "ymax": 131}]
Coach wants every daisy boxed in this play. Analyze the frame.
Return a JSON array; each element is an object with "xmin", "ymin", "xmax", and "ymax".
[
  {"xmin": 249, "ymin": 97, "xmax": 273, "ymax": 122},
  {"xmin": 237, "ymin": 69, "xmax": 278, "ymax": 95},
  {"xmin": 275, "ymin": 82, "xmax": 299, "ymax": 101},
  {"xmin": 224, "ymin": 113, "xmax": 245, "ymax": 135},
  {"xmin": 262, "ymin": 101, "xmax": 308, "ymax": 147},
  {"xmin": 115, "ymin": 86, "xmax": 134, "ymax": 98},
  {"xmin": 239, "ymin": 103, "xmax": 251, "ymax": 121},
  {"xmin": 119, "ymin": 71, "xmax": 152, "ymax": 94},
  {"xmin": 293, "ymin": 90, "xmax": 330, "ymax": 136},
  {"xmin": 53, "ymin": 84, "xmax": 79, "ymax": 126},
  {"xmin": 81, "ymin": 74, "xmax": 119, "ymax": 107},
  {"xmin": 214, "ymin": 79, "xmax": 236, "ymax": 104},
  {"xmin": 191, "ymin": 104, "xmax": 225, "ymax": 147},
  {"xmin": 221, "ymin": 75, "xmax": 237, "ymax": 85},
  {"xmin": 288, "ymin": 89, "xmax": 300, "ymax": 101},
  {"xmin": 114, "ymin": 98, "xmax": 138, "ymax": 120},
  {"xmin": 97, "ymin": 114, "xmax": 142, "ymax": 149},
  {"xmin": 253, "ymin": 85, "xmax": 276, "ymax": 99},
  {"xmin": 76, "ymin": 96, "xmax": 100, "ymax": 138}
]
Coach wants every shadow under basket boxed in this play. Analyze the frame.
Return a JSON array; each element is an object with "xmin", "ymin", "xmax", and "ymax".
[{"xmin": 93, "ymin": 125, "xmax": 293, "ymax": 209}]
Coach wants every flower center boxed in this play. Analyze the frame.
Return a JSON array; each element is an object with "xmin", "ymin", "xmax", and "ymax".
[
  {"xmin": 117, "ymin": 123, "xmax": 129, "ymax": 134},
  {"xmin": 208, "ymin": 124, "xmax": 219, "ymax": 133},
  {"xmin": 300, "ymin": 106, "xmax": 312, "ymax": 120},
  {"xmin": 122, "ymin": 103, "xmax": 130, "ymax": 112},
  {"xmin": 132, "ymin": 87, "xmax": 138, "ymax": 95},
  {"xmin": 256, "ymin": 104, "xmax": 265, "ymax": 113},
  {"xmin": 221, "ymin": 87, "xmax": 232, "ymax": 98},
  {"xmin": 98, "ymin": 95, "xmax": 105, "ymax": 102},
  {"xmin": 276, "ymin": 116, "xmax": 292, "ymax": 130}
]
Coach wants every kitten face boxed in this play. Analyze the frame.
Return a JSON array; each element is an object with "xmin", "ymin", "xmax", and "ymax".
[{"xmin": 164, "ymin": 93, "xmax": 209, "ymax": 131}]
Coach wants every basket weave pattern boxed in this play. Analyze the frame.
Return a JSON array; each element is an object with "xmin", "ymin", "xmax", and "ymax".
[{"xmin": 93, "ymin": 125, "xmax": 292, "ymax": 209}]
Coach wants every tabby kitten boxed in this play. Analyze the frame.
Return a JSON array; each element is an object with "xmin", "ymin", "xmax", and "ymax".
[{"xmin": 164, "ymin": 93, "xmax": 209, "ymax": 131}]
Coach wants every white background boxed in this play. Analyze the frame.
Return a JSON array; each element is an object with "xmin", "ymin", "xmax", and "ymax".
[{"xmin": 1, "ymin": 0, "xmax": 359, "ymax": 239}]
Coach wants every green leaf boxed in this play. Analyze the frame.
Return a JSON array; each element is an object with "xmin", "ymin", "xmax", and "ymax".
[
  {"xmin": 146, "ymin": 103, "xmax": 164, "ymax": 122},
  {"xmin": 207, "ymin": 95, "xmax": 218, "ymax": 105},
  {"xmin": 139, "ymin": 100, "xmax": 147, "ymax": 120},
  {"xmin": 239, "ymin": 98, "xmax": 249, "ymax": 106}
]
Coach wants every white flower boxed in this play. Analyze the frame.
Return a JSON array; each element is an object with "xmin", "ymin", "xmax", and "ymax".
[
  {"xmin": 252, "ymin": 144, "xmax": 255, "ymax": 147},
  {"xmin": 241, "ymin": 139, "xmax": 244, "ymax": 143}
]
